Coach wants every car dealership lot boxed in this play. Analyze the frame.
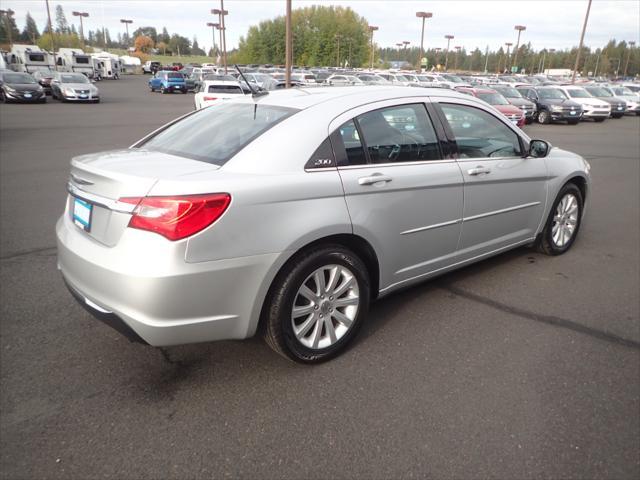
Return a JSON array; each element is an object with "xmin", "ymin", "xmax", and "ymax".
[{"xmin": 1, "ymin": 75, "xmax": 638, "ymax": 479}]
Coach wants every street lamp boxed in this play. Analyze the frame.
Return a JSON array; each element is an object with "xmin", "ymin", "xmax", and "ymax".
[
  {"xmin": 571, "ymin": 0, "xmax": 591, "ymax": 83},
  {"xmin": 72, "ymin": 11, "xmax": 89, "ymax": 45},
  {"xmin": 0, "ymin": 9, "xmax": 15, "ymax": 46},
  {"xmin": 503, "ymin": 42, "xmax": 513, "ymax": 73},
  {"xmin": 403, "ymin": 40, "xmax": 410, "ymax": 63},
  {"xmin": 415, "ymin": 12, "xmax": 433, "ymax": 72},
  {"xmin": 368, "ymin": 25, "xmax": 378, "ymax": 69},
  {"xmin": 623, "ymin": 40, "xmax": 636, "ymax": 77},
  {"xmin": 206, "ymin": 22, "xmax": 219, "ymax": 59},
  {"xmin": 511, "ymin": 25, "xmax": 526, "ymax": 72},
  {"xmin": 120, "ymin": 19, "xmax": 133, "ymax": 49},
  {"xmin": 444, "ymin": 34, "xmax": 454, "ymax": 70},
  {"xmin": 454, "ymin": 46, "xmax": 461, "ymax": 71},
  {"xmin": 212, "ymin": 4, "xmax": 229, "ymax": 73},
  {"xmin": 396, "ymin": 42, "xmax": 403, "ymax": 62},
  {"xmin": 434, "ymin": 47, "xmax": 441, "ymax": 68},
  {"xmin": 285, "ymin": 0, "xmax": 292, "ymax": 87}
]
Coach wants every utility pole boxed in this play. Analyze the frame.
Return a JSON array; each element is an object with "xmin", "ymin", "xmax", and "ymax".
[
  {"xmin": 368, "ymin": 25, "xmax": 378, "ymax": 70},
  {"xmin": 571, "ymin": 0, "xmax": 592, "ymax": 83},
  {"xmin": 594, "ymin": 51, "xmax": 601, "ymax": 77},
  {"xmin": 511, "ymin": 25, "xmax": 526, "ymax": 72},
  {"xmin": 72, "ymin": 11, "xmax": 89, "ymax": 46},
  {"xmin": 0, "ymin": 9, "xmax": 14, "ymax": 46},
  {"xmin": 454, "ymin": 46, "xmax": 461, "ymax": 71},
  {"xmin": 444, "ymin": 34, "xmax": 454, "ymax": 70},
  {"xmin": 285, "ymin": 0, "xmax": 292, "ymax": 87},
  {"xmin": 483, "ymin": 45, "xmax": 489, "ymax": 73},
  {"xmin": 212, "ymin": 4, "xmax": 229, "ymax": 73},
  {"xmin": 502, "ymin": 43, "xmax": 512, "ymax": 73},
  {"xmin": 44, "ymin": 0, "xmax": 57, "ymax": 68},
  {"xmin": 206, "ymin": 22, "xmax": 219, "ymax": 58},
  {"xmin": 120, "ymin": 19, "xmax": 133, "ymax": 49},
  {"xmin": 415, "ymin": 12, "xmax": 432, "ymax": 73},
  {"xmin": 623, "ymin": 41, "xmax": 636, "ymax": 77}
]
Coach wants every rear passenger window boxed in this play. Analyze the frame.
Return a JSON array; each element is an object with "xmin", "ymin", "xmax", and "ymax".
[
  {"xmin": 336, "ymin": 120, "xmax": 367, "ymax": 166},
  {"xmin": 356, "ymin": 104, "xmax": 441, "ymax": 163}
]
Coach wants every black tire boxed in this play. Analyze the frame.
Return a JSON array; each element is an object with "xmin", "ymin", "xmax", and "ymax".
[
  {"xmin": 161, "ymin": 86, "xmax": 167, "ymax": 94},
  {"xmin": 536, "ymin": 183, "xmax": 583, "ymax": 256},
  {"xmin": 612, "ymin": 114, "xmax": 623, "ymax": 119},
  {"xmin": 537, "ymin": 109, "xmax": 551, "ymax": 124},
  {"xmin": 150, "ymin": 86, "xmax": 155, "ymax": 92},
  {"xmin": 594, "ymin": 117, "xmax": 606, "ymax": 123},
  {"xmin": 263, "ymin": 245, "xmax": 370, "ymax": 363},
  {"xmin": 567, "ymin": 120, "xmax": 579, "ymax": 125},
  {"xmin": 525, "ymin": 117, "xmax": 533, "ymax": 125},
  {"xmin": 0, "ymin": 90, "xmax": 6, "ymax": 103}
]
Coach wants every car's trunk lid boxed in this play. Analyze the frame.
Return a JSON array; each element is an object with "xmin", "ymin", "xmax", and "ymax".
[{"xmin": 67, "ymin": 148, "xmax": 219, "ymax": 246}]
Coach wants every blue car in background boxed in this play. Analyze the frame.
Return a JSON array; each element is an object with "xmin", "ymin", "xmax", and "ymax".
[{"xmin": 148, "ymin": 71, "xmax": 187, "ymax": 94}]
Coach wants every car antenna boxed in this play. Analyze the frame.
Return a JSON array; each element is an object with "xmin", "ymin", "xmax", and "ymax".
[{"xmin": 235, "ymin": 64, "xmax": 268, "ymax": 98}]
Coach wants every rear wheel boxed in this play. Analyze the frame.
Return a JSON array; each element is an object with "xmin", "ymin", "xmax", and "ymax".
[
  {"xmin": 536, "ymin": 183, "xmax": 583, "ymax": 256},
  {"xmin": 161, "ymin": 86, "xmax": 167, "ymax": 94},
  {"xmin": 537, "ymin": 109, "xmax": 551, "ymax": 124},
  {"xmin": 150, "ymin": 85, "xmax": 155, "ymax": 92},
  {"xmin": 263, "ymin": 245, "xmax": 370, "ymax": 363}
]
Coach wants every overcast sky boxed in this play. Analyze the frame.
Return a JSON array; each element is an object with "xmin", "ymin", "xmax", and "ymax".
[{"xmin": 7, "ymin": 0, "xmax": 640, "ymax": 53}]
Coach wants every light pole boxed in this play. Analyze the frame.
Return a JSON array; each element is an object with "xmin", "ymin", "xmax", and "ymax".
[
  {"xmin": 623, "ymin": 40, "xmax": 636, "ymax": 77},
  {"xmin": 285, "ymin": 0, "xmax": 292, "ymax": 87},
  {"xmin": 206, "ymin": 22, "xmax": 219, "ymax": 58},
  {"xmin": 0, "ymin": 9, "xmax": 15, "ymax": 46},
  {"xmin": 593, "ymin": 51, "xmax": 601, "ymax": 77},
  {"xmin": 402, "ymin": 40, "xmax": 410, "ymax": 64},
  {"xmin": 120, "ymin": 19, "xmax": 133, "ymax": 49},
  {"xmin": 454, "ymin": 46, "xmax": 461, "ymax": 71},
  {"xmin": 502, "ymin": 42, "xmax": 512, "ymax": 73},
  {"xmin": 72, "ymin": 11, "xmax": 89, "ymax": 45},
  {"xmin": 511, "ymin": 25, "xmax": 526, "ymax": 72},
  {"xmin": 212, "ymin": 5, "xmax": 229, "ymax": 73},
  {"xmin": 44, "ymin": 0, "xmax": 57, "ymax": 67},
  {"xmin": 396, "ymin": 43, "xmax": 403, "ymax": 62},
  {"xmin": 444, "ymin": 34, "xmax": 454, "ymax": 70},
  {"xmin": 571, "ymin": 0, "xmax": 591, "ymax": 83},
  {"xmin": 368, "ymin": 25, "xmax": 378, "ymax": 69},
  {"xmin": 416, "ymin": 12, "xmax": 433, "ymax": 73},
  {"xmin": 611, "ymin": 58, "xmax": 621, "ymax": 77},
  {"xmin": 435, "ymin": 47, "xmax": 441, "ymax": 69}
]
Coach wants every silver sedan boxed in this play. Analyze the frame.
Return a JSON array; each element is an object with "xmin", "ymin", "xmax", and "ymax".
[{"xmin": 56, "ymin": 87, "xmax": 591, "ymax": 363}]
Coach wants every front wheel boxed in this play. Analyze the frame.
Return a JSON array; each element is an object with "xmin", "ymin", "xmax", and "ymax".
[
  {"xmin": 594, "ymin": 117, "xmax": 606, "ymax": 123},
  {"xmin": 536, "ymin": 183, "xmax": 583, "ymax": 255},
  {"xmin": 263, "ymin": 245, "xmax": 370, "ymax": 363},
  {"xmin": 537, "ymin": 109, "xmax": 551, "ymax": 124}
]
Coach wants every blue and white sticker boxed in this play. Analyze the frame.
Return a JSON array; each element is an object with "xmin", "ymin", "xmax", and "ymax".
[{"xmin": 73, "ymin": 198, "xmax": 92, "ymax": 231}]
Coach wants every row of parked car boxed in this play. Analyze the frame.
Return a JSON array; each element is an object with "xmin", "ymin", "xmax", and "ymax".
[{"xmin": 0, "ymin": 69, "xmax": 101, "ymax": 103}]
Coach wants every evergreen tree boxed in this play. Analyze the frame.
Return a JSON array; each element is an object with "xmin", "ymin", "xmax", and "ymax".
[
  {"xmin": 0, "ymin": 12, "xmax": 21, "ymax": 44},
  {"xmin": 21, "ymin": 12, "xmax": 40, "ymax": 43},
  {"xmin": 55, "ymin": 4, "xmax": 69, "ymax": 33},
  {"xmin": 160, "ymin": 27, "xmax": 170, "ymax": 44}
]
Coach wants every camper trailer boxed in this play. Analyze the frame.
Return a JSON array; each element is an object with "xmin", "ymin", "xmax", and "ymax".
[
  {"xmin": 56, "ymin": 48, "xmax": 94, "ymax": 78},
  {"xmin": 91, "ymin": 52, "xmax": 122, "ymax": 79},
  {"xmin": 7, "ymin": 45, "xmax": 54, "ymax": 73}
]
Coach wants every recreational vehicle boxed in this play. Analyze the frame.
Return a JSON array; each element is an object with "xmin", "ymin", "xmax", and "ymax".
[
  {"xmin": 7, "ymin": 45, "xmax": 54, "ymax": 73},
  {"xmin": 56, "ymin": 48, "xmax": 94, "ymax": 78}
]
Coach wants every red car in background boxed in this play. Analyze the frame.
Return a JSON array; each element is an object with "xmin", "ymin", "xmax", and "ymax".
[{"xmin": 455, "ymin": 87, "xmax": 526, "ymax": 127}]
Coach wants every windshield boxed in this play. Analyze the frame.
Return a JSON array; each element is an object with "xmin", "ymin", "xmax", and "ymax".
[
  {"xmin": 2, "ymin": 73, "xmax": 37, "ymax": 84},
  {"xmin": 585, "ymin": 87, "xmax": 611, "ymax": 97},
  {"xmin": 394, "ymin": 75, "xmax": 408, "ymax": 82},
  {"xmin": 567, "ymin": 89, "xmax": 591, "ymax": 98},
  {"xmin": 477, "ymin": 92, "xmax": 510, "ymax": 105},
  {"xmin": 60, "ymin": 74, "xmax": 89, "ymax": 83},
  {"xmin": 443, "ymin": 74, "xmax": 464, "ymax": 83},
  {"xmin": 612, "ymin": 87, "xmax": 633, "ymax": 96},
  {"xmin": 140, "ymin": 103, "xmax": 298, "ymax": 165},
  {"xmin": 538, "ymin": 89, "xmax": 567, "ymax": 100},
  {"xmin": 494, "ymin": 87, "xmax": 522, "ymax": 98}
]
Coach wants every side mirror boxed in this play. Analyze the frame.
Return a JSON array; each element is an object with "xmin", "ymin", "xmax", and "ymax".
[{"xmin": 529, "ymin": 139, "xmax": 550, "ymax": 158}]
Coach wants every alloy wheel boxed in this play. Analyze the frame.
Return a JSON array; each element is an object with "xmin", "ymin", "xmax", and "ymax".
[
  {"xmin": 552, "ymin": 193, "xmax": 579, "ymax": 248},
  {"xmin": 291, "ymin": 264, "xmax": 360, "ymax": 350}
]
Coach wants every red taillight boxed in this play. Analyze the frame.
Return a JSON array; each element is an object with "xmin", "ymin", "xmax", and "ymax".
[
  {"xmin": 203, "ymin": 96, "xmax": 218, "ymax": 102},
  {"xmin": 119, "ymin": 193, "xmax": 231, "ymax": 241}
]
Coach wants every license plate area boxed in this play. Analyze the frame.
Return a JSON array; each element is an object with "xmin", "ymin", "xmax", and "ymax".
[{"xmin": 72, "ymin": 197, "xmax": 93, "ymax": 232}]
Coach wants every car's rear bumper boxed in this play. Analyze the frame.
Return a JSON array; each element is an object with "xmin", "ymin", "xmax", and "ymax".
[{"xmin": 56, "ymin": 213, "xmax": 281, "ymax": 346}]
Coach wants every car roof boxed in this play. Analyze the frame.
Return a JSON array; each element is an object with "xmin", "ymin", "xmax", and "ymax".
[{"xmin": 237, "ymin": 86, "xmax": 471, "ymax": 111}]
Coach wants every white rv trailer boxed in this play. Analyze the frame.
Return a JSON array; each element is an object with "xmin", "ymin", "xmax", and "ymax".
[
  {"xmin": 56, "ymin": 48, "xmax": 94, "ymax": 77},
  {"xmin": 7, "ymin": 44, "xmax": 54, "ymax": 73},
  {"xmin": 91, "ymin": 52, "xmax": 122, "ymax": 79}
]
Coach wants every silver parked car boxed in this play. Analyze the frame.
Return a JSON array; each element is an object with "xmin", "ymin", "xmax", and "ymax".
[{"xmin": 57, "ymin": 87, "xmax": 591, "ymax": 363}]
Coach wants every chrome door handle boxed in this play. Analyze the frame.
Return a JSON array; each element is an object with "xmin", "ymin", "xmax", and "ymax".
[
  {"xmin": 358, "ymin": 174, "xmax": 393, "ymax": 186},
  {"xmin": 468, "ymin": 166, "xmax": 491, "ymax": 176}
]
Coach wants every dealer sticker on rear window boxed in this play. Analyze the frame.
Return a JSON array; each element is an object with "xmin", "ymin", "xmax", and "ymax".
[{"xmin": 73, "ymin": 198, "xmax": 92, "ymax": 232}]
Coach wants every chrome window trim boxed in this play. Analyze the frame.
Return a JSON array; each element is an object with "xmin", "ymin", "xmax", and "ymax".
[
  {"xmin": 67, "ymin": 183, "xmax": 136, "ymax": 214},
  {"xmin": 336, "ymin": 158, "xmax": 457, "ymax": 170}
]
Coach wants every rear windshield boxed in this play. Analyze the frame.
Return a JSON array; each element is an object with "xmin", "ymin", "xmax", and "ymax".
[
  {"xmin": 207, "ymin": 85, "xmax": 244, "ymax": 94},
  {"xmin": 477, "ymin": 92, "xmax": 510, "ymax": 105},
  {"xmin": 140, "ymin": 103, "xmax": 298, "ymax": 165},
  {"xmin": 567, "ymin": 89, "xmax": 591, "ymax": 98}
]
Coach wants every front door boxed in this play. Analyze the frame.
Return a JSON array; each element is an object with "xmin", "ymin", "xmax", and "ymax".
[
  {"xmin": 433, "ymin": 99, "xmax": 548, "ymax": 259},
  {"xmin": 331, "ymin": 100, "xmax": 464, "ymax": 292}
]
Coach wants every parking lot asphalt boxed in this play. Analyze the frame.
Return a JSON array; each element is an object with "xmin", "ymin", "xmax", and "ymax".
[{"xmin": 1, "ymin": 75, "xmax": 639, "ymax": 479}]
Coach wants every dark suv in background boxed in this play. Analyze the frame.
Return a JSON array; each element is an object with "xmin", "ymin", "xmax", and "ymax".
[
  {"xmin": 517, "ymin": 86, "xmax": 583, "ymax": 125},
  {"xmin": 489, "ymin": 85, "xmax": 537, "ymax": 124}
]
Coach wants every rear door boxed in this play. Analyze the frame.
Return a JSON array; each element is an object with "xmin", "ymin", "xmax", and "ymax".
[
  {"xmin": 332, "ymin": 99, "xmax": 464, "ymax": 291},
  {"xmin": 432, "ymin": 98, "xmax": 548, "ymax": 259}
]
